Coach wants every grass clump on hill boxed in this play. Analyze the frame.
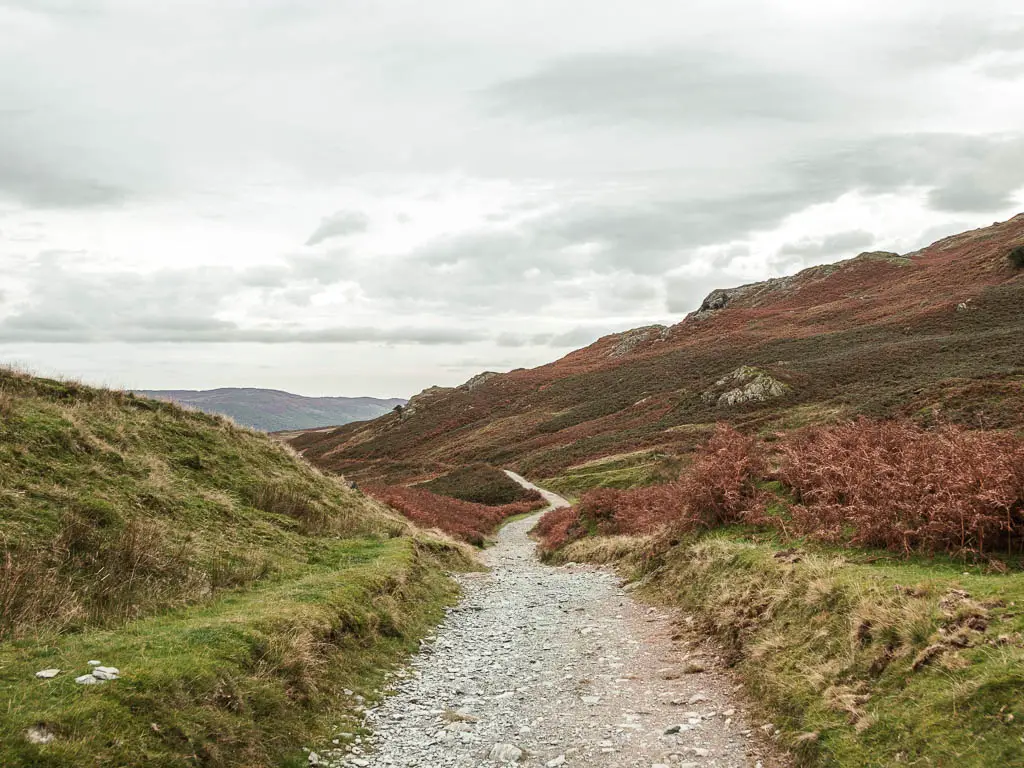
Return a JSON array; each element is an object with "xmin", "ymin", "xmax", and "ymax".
[
  {"xmin": 0, "ymin": 367, "xmax": 470, "ymax": 767},
  {"xmin": 416, "ymin": 463, "xmax": 542, "ymax": 506}
]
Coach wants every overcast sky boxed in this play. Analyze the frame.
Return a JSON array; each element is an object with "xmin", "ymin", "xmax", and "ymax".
[{"xmin": 2, "ymin": 0, "xmax": 1023, "ymax": 397}]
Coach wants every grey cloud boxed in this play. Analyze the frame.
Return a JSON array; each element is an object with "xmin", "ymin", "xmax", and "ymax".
[
  {"xmin": 779, "ymin": 230, "xmax": 875, "ymax": 258},
  {"xmin": 800, "ymin": 133, "xmax": 1024, "ymax": 213},
  {"xmin": 305, "ymin": 210, "xmax": 370, "ymax": 246},
  {"xmin": 597, "ymin": 275, "xmax": 660, "ymax": 313},
  {"xmin": 0, "ymin": 320, "xmax": 484, "ymax": 345},
  {"xmin": 0, "ymin": 148, "xmax": 128, "ymax": 208},
  {"xmin": 979, "ymin": 59, "xmax": 1024, "ymax": 80},
  {"xmin": 482, "ymin": 50, "xmax": 831, "ymax": 126},
  {"xmin": 891, "ymin": 17, "xmax": 1024, "ymax": 69},
  {"xmin": 0, "ymin": 253, "xmax": 483, "ymax": 345},
  {"xmin": 340, "ymin": 130, "xmax": 1024, "ymax": 321}
]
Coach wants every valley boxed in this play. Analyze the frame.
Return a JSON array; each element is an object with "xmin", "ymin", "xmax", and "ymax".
[
  {"xmin": 3, "ymin": 216, "xmax": 1023, "ymax": 767},
  {"xmin": 137, "ymin": 388, "xmax": 407, "ymax": 432},
  {"xmin": 335, "ymin": 499, "xmax": 781, "ymax": 768},
  {"xmin": 280, "ymin": 215, "xmax": 1024, "ymax": 767}
]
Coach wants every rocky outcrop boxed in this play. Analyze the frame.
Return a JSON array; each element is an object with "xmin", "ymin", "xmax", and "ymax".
[
  {"xmin": 689, "ymin": 251, "xmax": 910, "ymax": 321},
  {"xmin": 699, "ymin": 289, "xmax": 732, "ymax": 312},
  {"xmin": 608, "ymin": 325, "xmax": 669, "ymax": 357},
  {"xmin": 459, "ymin": 371, "xmax": 500, "ymax": 391},
  {"xmin": 403, "ymin": 385, "xmax": 454, "ymax": 416},
  {"xmin": 702, "ymin": 366, "xmax": 790, "ymax": 407}
]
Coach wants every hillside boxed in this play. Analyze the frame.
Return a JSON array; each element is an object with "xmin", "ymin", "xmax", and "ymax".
[
  {"xmin": 137, "ymin": 387, "xmax": 406, "ymax": 432},
  {"xmin": 284, "ymin": 213, "xmax": 1024, "ymax": 768},
  {"xmin": 0, "ymin": 369, "xmax": 465, "ymax": 768},
  {"xmin": 288, "ymin": 214, "xmax": 1024, "ymax": 488}
]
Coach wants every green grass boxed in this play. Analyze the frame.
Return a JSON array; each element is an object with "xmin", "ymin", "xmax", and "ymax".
[
  {"xmin": 0, "ymin": 537, "xmax": 461, "ymax": 768},
  {"xmin": 0, "ymin": 368, "xmax": 471, "ymax": 766},
  {"xmin": 575, "ymin": 529, "xmax": 1024, "ymax": 767},
  {"xmin": 541, "ymin": 451, "xmax": 685, "ymax": 500}
]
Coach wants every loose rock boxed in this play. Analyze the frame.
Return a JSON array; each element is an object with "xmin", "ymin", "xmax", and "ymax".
[
  {"xmin": 488, "ymin": 743, "xmax": 523, "ymax": 762},
  {"xmin": 26, "ymin": 726, "xmax": 55, "ymax": 744},
  {"xmin": 318, "ymin": 485, "xmax": 779, "ymax": 768}
]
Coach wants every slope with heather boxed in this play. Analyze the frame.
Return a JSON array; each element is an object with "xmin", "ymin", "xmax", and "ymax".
[
  {"xmin": 0, "ymin": 368, "xmax": 467, "ymax": 768},
  {"xmin": 289, "ymin": 215, "xmax": 1024, "ymax": 485}
]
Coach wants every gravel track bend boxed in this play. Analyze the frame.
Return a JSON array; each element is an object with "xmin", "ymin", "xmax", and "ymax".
[{"xmin": 324, "ymin": 475, "xmax": 783, "ymax": 768}]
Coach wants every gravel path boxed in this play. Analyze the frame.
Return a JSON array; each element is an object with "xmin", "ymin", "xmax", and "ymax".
[{"xmin": 314, "ymin": 479, "xmax": 783, "ymax": 768}]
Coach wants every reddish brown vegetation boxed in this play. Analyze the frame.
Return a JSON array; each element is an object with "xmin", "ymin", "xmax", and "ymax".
[
  {"xmin": 536, "ymin": 419, "xmax": 1024, "ymax": 558},
  {"xmin": 291, "ymin": 215, "xmax": 1024, "ymax": 486},
  {"xmin": 778, "ymin": 419, "xmax": 1024, "ymax": 555},
  {"xmin": 536, "ymin": 425, "xmax": 766, "ymax": 549},
  {"xmin": 530, "ymin": 505, "xmax": 578, "ymax": 552},
  {"xmin": 365, "ymin": 485, "xmax": 546, "ymax": 546}
]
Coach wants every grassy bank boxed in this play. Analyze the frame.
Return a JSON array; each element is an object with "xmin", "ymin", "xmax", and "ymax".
[
  {"xmin": 0, "ymin": 368, "xmax": 472, "ymax": 766},
  {"xmin": 553, "ymin": 529, "xmax": 1024, "ymax": 767},
  {"xmin": 1, "ymin": 537, "xmax": 462, "ymax": 767}
]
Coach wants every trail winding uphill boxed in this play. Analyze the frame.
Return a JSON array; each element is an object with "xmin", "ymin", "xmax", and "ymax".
[{"xmin": 320, "ymin": 478, "xmax": 783, "ymax": 768}]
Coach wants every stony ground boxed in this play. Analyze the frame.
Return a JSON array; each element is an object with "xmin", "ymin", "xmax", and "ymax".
[{"xmin": 312, "ymin": 481, "xmax": 784, "ymax": 768}]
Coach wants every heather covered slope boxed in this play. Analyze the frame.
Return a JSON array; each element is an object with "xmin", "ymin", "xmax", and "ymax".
[
  {"xmin": 289, "ymin": 215, "xmax": 1024, "ymax": 485},
  {"xmin": 138, "ymin": 387, "xmax": 407, "ymax": 432}
]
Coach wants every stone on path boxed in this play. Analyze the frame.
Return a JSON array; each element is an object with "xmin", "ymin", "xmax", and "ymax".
[{"xmin": 488, "ymin": 743, "xmax": 523, "ymax": 762}]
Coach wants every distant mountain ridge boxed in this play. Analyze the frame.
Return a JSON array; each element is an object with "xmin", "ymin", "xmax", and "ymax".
[{"xmin": 137, "ymin": 387, "xmax": 407, "ymax": 432}]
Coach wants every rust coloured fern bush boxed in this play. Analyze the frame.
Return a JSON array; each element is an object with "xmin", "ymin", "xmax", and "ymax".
[
  {"xmin": 536, "ymin": 419, "xmax": 1024, "ymax": 558},
  {"xmin": 778, "ymin": 418, "xmax": 1024, "ymax": 555},
  {"xmin": 536, "ymin": 425, "xmax": 766, "ymax": 551}
]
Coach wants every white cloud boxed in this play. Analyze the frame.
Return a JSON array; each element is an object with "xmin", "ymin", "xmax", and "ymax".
[{"xmin": 1, "ymin": 0, "xmax": 1023, "ymax": 394}]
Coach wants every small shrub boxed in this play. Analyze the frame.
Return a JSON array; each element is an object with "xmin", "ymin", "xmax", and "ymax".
[
  {"xmin": 0, "ymin": 549, "xmax": 81, "ymax": 638},
  {"xmin": 537, "ymin": 424, "xmax": 766, "ymax": 550},
  {"xmin": 532, "ymin": 505, "xmax": 580, "ymax": 553},
  {"xmin": 249, "ymin": 480, "xmax": 332, "ymax": 534},
  {"xmin": 1009, "ymin": 245, "xmax": 1024, "ymax": 269}
]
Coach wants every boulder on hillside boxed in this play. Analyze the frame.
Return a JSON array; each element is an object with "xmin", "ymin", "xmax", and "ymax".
[
  {"xmin": 402, "ymin": 385, "xmax": 454, "ymax": 416},
  {"xmin": 702, "ymin": 366, "xmax": 791, "ymax": 407},
  {"xmin": 459, "ymin": 371, "xmax": 500, "ymax": 390},
  {"xmin": 608, "ymin": 325, "xmax": 669, "ymax": 357}
]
